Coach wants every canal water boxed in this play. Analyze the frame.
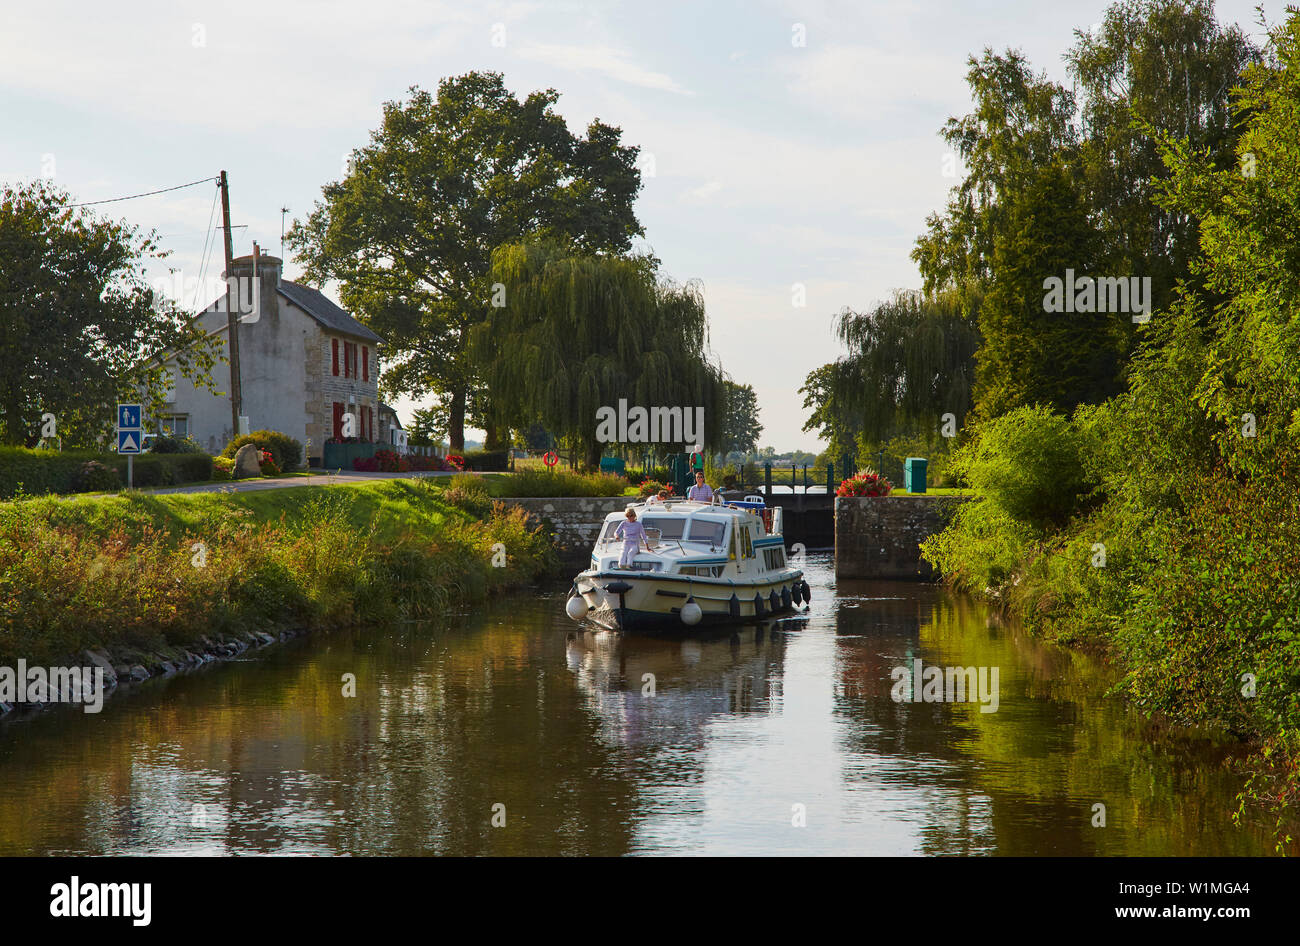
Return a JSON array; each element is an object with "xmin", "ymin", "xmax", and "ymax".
[{"xmin": 0, "ymin": 553, "xmax": 1273, "ymax": 855}]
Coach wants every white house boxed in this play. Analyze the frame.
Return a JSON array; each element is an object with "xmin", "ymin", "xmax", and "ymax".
[{"xmin": 160, "ymin": 246, "xmax": 386, "ymax": 464}]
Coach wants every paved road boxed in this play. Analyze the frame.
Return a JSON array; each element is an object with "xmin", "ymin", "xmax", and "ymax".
[{"xmin": 148, "ymin": 470, "xmax": 459, "ymax": 495}]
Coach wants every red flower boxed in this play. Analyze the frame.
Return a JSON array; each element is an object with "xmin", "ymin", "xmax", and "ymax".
[{"xmin": 837, "ymin": 470, "xmax": 892, "ymax": 497}]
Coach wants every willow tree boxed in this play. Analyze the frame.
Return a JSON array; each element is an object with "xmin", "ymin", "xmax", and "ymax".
[{"xmin": 471, "ymin": 241, "xmax": 726, "ymax": 467}]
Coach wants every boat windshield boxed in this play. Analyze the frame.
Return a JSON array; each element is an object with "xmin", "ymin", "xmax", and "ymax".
[
  {"xmin": 639, "ymin": 516, "xmax": 685, "ymax": 540},
  {"xmin": 686, "ymin": 518, "xmax": 727, "ymax": 546}
]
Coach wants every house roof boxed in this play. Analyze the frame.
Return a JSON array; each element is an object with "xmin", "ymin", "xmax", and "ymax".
[
  {"xmin": 378, "ymin": 402, "xmax": 403, "ymax": 428},
  {"xmin": 278, "ymin": 280, "xmax": 383, "ymax": 344}
]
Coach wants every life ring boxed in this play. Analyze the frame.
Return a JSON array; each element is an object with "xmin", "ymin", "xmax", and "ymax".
[{"xmin": 543, "ymin": 451, "xmax": 559, "ymax": 467}]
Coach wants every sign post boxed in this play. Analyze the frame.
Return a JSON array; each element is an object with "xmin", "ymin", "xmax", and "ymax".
[{"xmin": 116, "ymin": 403, "xmax": 142, "ymax": 488}]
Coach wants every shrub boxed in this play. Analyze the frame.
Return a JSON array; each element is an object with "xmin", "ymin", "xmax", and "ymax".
[
  {"xmin": 368, "ymin": 448, "xmax": 413, "ymax": 473},
  {"xmin": 445, "ymin": 453, "xmax": 466, "ymax": 471},
  {"xmin": 951, "ymin": 405, "xmax": 1094, "ymax": 531},
  {"xmin": 503, "ymin": 468, "xmax": 627, "ymax": 497},
  {"xmin": 259, "ymin": 451, "xmax": 281, "ymax": 476},
  {"xmin": 920, "ymin": 498, "xmax": 1036, "ymax": 594},
  {"xmin": 222, "ymin": 430, "xmax": 303, "ymax": 472},
  {"xmin": 639, "ymin": 479, "xmax": 669, "ymax": 496},
  {"xmin": 352, "ymin": 456, "xmax": 379, "ymax": 472},
  {"xmin": 148, "ymin": 434, "xmax": 205, "ymax": 454},
  {"xmin": 836, "ymin": 470, "xmax": 892, "ymax": 497},
  {"xmin": 407, "ymin": 453, "xmax": 447, "ymax": 472},
  {"xmin": 462, "ymin": 448, "xmax": 509, "ymax": 472},
  {"xmin": 443, "ymin": 473, "xmax": 492, "ymax": 516},
  {"xmin": 449, "ymin": 472, "xmax": 489, "ymax": 494},
  {"xmin": 211, "ymin": 457, "xmax": 234, "ymax": 481},
  {"xmin": 73, "ymin": 460, "xmax": 121, "ymax": 493}
]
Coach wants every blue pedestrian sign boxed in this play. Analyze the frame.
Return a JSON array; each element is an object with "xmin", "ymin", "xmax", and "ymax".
[
  {"xmin": 117, "ymin": 429, "xmax": 142, "ymax": 454},
  {"xmin": 118, "ymin": 404, "xmax": 141, "ymax": 430}
]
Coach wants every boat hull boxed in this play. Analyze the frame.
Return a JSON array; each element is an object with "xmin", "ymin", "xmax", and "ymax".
[{"xmin": 574, "ymin": 568, "xmax": 806, "ymax": 633}]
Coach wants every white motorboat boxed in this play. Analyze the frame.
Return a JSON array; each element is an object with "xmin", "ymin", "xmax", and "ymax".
[{"xmin": 565, "ymin": 496, "xmax": 810, "ymax": 632}]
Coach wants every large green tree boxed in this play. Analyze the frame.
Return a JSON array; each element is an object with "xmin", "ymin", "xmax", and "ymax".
[
  {"xmin": 470, "ymin": 240, "xmax": 726, "ymax": 467},
  {"xmin": 1068, "ymin": 0, "xmax": 1256, "ymax": 315},
  {"xmin": 287, "ymin": 72, "xmax": 644, "ymax": 451},
  {"xmin": 0, "ymin": 180, "xmax": 219, "ymax": 447},
  {"xmin": 914, "ymin": 2, "xmax": 1258, "ymax": 421}
]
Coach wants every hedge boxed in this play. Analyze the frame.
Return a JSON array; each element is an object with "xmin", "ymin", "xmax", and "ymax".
[
  {"xmin": 0, "ymin": 448, "xmax": 102, "ymax": 498},
  {"xmin": 462, "ymin": 449, "xmax": 510, "ymax": 472},
  {"xmin": 0, "ymin": 446, "xmax": 212, "ymax": 498},
  {"xmin": 110, "ymin": 452, "xmax": 213, "ymax": 487}
]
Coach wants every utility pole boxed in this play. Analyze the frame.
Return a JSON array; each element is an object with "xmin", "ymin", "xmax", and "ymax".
[{"xmin": 218, "ymin": 171, "xmax": 242, "ymax": 438}]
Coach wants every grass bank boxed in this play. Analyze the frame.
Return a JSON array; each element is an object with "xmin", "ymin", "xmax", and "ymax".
[{"xmin": 0, "ymin": 478, "xmax": 559, "ymax": 669}]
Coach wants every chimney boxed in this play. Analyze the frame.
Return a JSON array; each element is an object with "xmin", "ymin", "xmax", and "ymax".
[{"xmin": 228, "ymin": 242, "xmax": 281, "ymax": 288}]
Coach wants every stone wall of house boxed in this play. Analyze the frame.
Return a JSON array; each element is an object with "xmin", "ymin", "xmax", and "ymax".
[
  {"xmin": 502, "ymin": 497, "xmax": 639, "ymax": 567},
  {"xmin": 834, "ymin": 496, "xmax": 970, "ymax": 580},
  {"xmin": 303, "ymin": 325, "xmax": 325, "ymax": 461},
  {"xmin": 309, "ymin": 322, "xmax": 380, "ymax": 461}
]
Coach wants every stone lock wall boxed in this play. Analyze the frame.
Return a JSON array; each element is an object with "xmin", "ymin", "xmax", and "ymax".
[
  {"xmin": 834, "ymin": 496, "xmax": 970, "ymax": 580},
  {"xmin": 502, "ymin": 497, "xmax": 639, "ymax": 568}
]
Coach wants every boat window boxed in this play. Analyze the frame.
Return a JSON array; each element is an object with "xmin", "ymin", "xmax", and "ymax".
[
  {"xmin": 679, "ymin": 565, "xmax": 724, "ymax": 577},
  {"xmin": 686, "ymin": 518, "xmax": 727, "ymax": 545},
  {"xmin": 640, "ymin": 516, "xmax": 685, "ymax": 540}
]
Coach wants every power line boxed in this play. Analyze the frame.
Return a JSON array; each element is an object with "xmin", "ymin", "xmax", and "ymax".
[
  {"xmin": 190, "ymin": 183, "xmax": 222, "ymax": 313},
  {"xmin": 68, "ymin": 175, "xmax": 217, "ymax": 208}
]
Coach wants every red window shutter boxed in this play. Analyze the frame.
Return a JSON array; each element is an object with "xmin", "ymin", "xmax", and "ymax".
[
  {"xmin": 332, "ymin": 339, "xmax": 339, "ymax": 376},
  {"xmin": 332, "ymin": 402, "xmax": 343, "ymax": 440},
  {"xmin": 362, "ymin": 346, "xmax": 369, "ymax": 382}
]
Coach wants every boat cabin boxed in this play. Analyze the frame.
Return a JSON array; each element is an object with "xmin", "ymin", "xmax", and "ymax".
[{"xmin": 591, "ymin": 499, "xmax": 786, "ymax": 577}]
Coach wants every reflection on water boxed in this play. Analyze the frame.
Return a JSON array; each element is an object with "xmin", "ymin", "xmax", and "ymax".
[{"xmin": 0, "ymin": 553, "xmax": 1273, "ymax": 855}]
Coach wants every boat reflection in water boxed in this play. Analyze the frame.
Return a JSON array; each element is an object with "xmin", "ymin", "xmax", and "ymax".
[{"xmin": 564, "ymin": 619, "xmax": 805, "ymax": 750}]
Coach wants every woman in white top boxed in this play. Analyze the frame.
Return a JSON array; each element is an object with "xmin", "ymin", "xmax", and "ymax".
[{"xmin": 614, "ymin": 508, "xmax": 652, "ymax": 567}]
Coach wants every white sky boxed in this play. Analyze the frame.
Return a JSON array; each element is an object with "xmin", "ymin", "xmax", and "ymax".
[{"xmin": 0, "ymin": 0, "xmax": 1283, "ymax": 451}]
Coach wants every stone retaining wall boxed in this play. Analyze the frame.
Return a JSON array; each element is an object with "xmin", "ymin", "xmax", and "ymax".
[
  {"xmin": 502, "ymin": 496, "xmax": 639, "ymax": 567},
  {"xmin": 834, "ymin": 496, "xmax": 970, "ymax": 580}
]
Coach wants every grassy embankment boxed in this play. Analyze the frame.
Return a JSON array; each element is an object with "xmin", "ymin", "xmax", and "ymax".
[{"xmin": 0, "ymin": 476, "xmax": 557, "ymax": 668}]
